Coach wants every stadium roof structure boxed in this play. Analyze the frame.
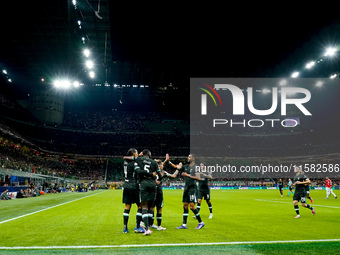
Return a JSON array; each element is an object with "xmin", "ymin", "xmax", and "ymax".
[
  {"xmin": 0, "ymin": 0, "xmax": 180, "ymax": 97},
  {"xmin": 1, "ymin": 1, "xmax": 107, "ymax": 89},
  {"xmin": 1, "ymin": 2, "xmax": 340, "ymax": 99}
]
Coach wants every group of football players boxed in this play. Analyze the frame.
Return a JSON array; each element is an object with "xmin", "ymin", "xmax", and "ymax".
[{"xmin": 122, "ymin": 149, "xmax": 212, "ymax": 235}]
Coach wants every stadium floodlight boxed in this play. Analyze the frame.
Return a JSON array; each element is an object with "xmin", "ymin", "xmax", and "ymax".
[
  {"xmin": 2, "ymin": 70, "xmax": 7, "ymax": 74},
  {"xmin": 291, "ymin": 71, "xmax": 299, "ymax": 78},
  {"xmin": 61, "ymin": 80, "xmax": 71, "ymax": 89},
  {"xmin": 279, "ymin": 79, "xmax": 287, "ymax": 86},
  {"xmin": 83, "ymin": 49, "xmax": 90, "ymax": 57},
  {"xmin": 54, "ymin": 80, "xmax": 62, "ymax": 88},
  {"xmin": 324, "ymin": 47, "xmax": 336, "ymax": 57},
  {"xmin": 86, "ymin": 60, "xmax": 94, "ymax": 69},
  {"xmin": 305, "ymin": 61, "xmax": 315, "ymax": 69},
  {"xmin": 73, "ymin": 81, "xmax": 80, "ymax": 88},
  {"xmin": 316, "ymin": 81, "xmax": 323, "ymax": 87},
  {"xmin": 54, "ymin": 80, "xmax": 71, "ymax": 89},
  {"xmin": 262, "ymin": 89, "xmax": 271, "ymax": 94},
  {"xmin": 89, "ymin": 71, "xmax": 95, "ymax": 78},
  {"xmin": 72, "ymin": 0, "xmax": 76, "ymax": 5}
]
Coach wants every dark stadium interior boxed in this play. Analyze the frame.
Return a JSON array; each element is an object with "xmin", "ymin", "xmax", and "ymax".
[{"xmin": 0, "ymin": 1, "xmax": 340, "ymax": 182}]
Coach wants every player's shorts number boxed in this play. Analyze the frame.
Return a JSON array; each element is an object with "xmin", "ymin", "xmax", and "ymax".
[{"xmin": 301, "ymin": 197, "xmax": 306, "ymax": 203}]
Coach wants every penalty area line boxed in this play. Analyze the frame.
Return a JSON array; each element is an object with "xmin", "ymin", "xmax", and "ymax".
[
  {"xmin": 1, "ymin": 239, "xmax": 340, "ymax": 250},
  {"xmin": 0, "ymin": 191, "xmax": 107, "ymax": 225}
]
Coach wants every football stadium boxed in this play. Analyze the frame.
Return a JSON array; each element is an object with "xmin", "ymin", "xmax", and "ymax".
[{"xmin": 0, "ymin": 2, "xmax": 340, "ymax": 254}]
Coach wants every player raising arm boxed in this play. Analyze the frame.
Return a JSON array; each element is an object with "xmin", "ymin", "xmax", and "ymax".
[{"xmin": 149, "ymin": 157, "xmax": 182, "ymax": 230}]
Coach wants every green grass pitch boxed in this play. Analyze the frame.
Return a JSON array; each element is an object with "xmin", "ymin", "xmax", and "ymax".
[{"xmin": 0, "ymin": 188, "xmax": 339, "ymax": 254}]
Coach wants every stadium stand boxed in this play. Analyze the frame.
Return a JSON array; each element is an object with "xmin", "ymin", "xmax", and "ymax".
[{"xmin": 0, "ymin": 91, "xmax": 339, "ymax": 186}]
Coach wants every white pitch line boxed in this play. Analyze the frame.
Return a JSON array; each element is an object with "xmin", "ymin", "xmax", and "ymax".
[
  {"xmin": 0, "ymin": 239, "xmax": 340, "ymax": 250},
  {"xmin": 255, "ymin": 199, "xmax": 340, "ymax": 209},
  {"xmin": 0, "ymin": 191, "xmax": 106, "ymax": 225}
]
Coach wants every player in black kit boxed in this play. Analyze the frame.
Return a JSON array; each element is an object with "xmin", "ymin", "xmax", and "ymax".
[
  {"xmin": 122, "ymin": 148, "xmax": 156, "ymax": 233},
  {"xmin": 149, "ymin": 157, "xmax": 181, "ymax": 230},
  {"xmin": 293, "ymin": 166, "xmax": 315, "ymax": 218},
  {"xmin": 134, "ymin": 149, "xmax": 161, "ymax": 236},
  {"xmin": 196, "ymin": 162, "xmax": 213, "ymax": 219},
  {"xmin": 175, "ymin": 154, "xmax": 205, "ymax": 230}
]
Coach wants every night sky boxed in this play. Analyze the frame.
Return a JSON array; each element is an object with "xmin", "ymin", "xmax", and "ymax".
[
  {"xmin": 1, "ymin": 2, "xmax": 340, "ymax": 108},
  {"xmin": 108, "ymin": 4, "xmax": 340, "ymax": 81}
]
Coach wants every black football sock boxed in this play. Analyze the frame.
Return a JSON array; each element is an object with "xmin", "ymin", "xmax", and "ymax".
[
  {"xmin": 136, "ymin": 208, "xmax": 142, "ymax": 228},
  {"xmin": 294, "ymin": 205, "xmax": 299, "ymax": 215},
  {"xmin": 191, "ymin": 208, "xmax": 202, "ymax": 223},
  {"xmin": 183, "ymin": 209, "xmax": 189, "ymax": 225},
  {"xmin": 207, "ymin": 202, "xmax": 212, "ymax": 213},
  {"xmin": 156, "ymin": 213, "xmax": 162, "ymax": 226},
  {"xmin": 149, "ymin": 210, "xmax": 154, "ymax": 226},
  {"xmin": 142, "ymin": 209, "xmax": 149, "ymax": 230},
  {"xmin": 196, "ymin": 203, "xmax": 201, "ymax": 213},
  {"xmin": 123, "ymin": 209, "xmax": 130, "ymax": 229}
]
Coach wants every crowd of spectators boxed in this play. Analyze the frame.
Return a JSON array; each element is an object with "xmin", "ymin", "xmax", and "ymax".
[
  {"xmin": 62, "ymin": 110, "xmax": 179, "ymax": 132},
  {"xmin": 0, "ymin": 92, "xmax": 339, "ymax": 183},
  {"xmin": 0, "ymin": 135, "xmax": 103, "ymax": 180}
]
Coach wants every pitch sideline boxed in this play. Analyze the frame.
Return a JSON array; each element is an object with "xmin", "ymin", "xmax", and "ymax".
[{"xmin": 0, "ymin": 239, "xmax": 340, "ymax": 250}]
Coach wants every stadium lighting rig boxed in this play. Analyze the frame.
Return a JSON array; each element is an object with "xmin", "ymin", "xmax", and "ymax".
[
  {"xmin": 83, "ymin": 49, "xmax": 90, "ymax": 58},
  {"xmin": 305, "ymin": 61, "xmax": 315, "ymax": 69},
  {"xmin": 1, "ymin": 69, "xmax": 13, "ymax": 83},
  {"xmin": 324, "ymin": 47, "xmax": 337, "ymax": 57},
  {"xmin": 316, "ymin": 81, "xmax": 324, "ymax": 87},
  {"xmin": 89, "ymin": 71, "xmax": 95, "ymax": 78},
  {"xmin": 291, "ymin": 71, "xmax": 299, "ymax": 78},
  {"xmin": 85, "ymin": 60, "xmax": 94, "ymax": 69},
  {"xmin": 287, "ymin": 46, "xmax": 339, "ymax": 79},
  {"xmin": 53, "ymin": 79, "xmax": 83, "ymax": 90}
]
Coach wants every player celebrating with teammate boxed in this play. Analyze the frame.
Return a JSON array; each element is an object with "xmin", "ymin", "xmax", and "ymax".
[
  {"xmin": 137, "ymin": 149, "xmax": 161, "ymax": 236},
  {"xmin": 175, "ymin": 154, "xmax": 205, "ymax": 230},
  {"xmin": 122, "ymin": 148, "xmax": 156, "ymax": 234},
  {"xmin": 149, "ymin": 158, "xmax": 181, "ymax": 230},
  {"xmin": 196, "ymin": 162, "xmax": 213, "ymax": 219},
  {"xmin": 293, "ymin": 166, "xmax": 315, "ymax": 218}
]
